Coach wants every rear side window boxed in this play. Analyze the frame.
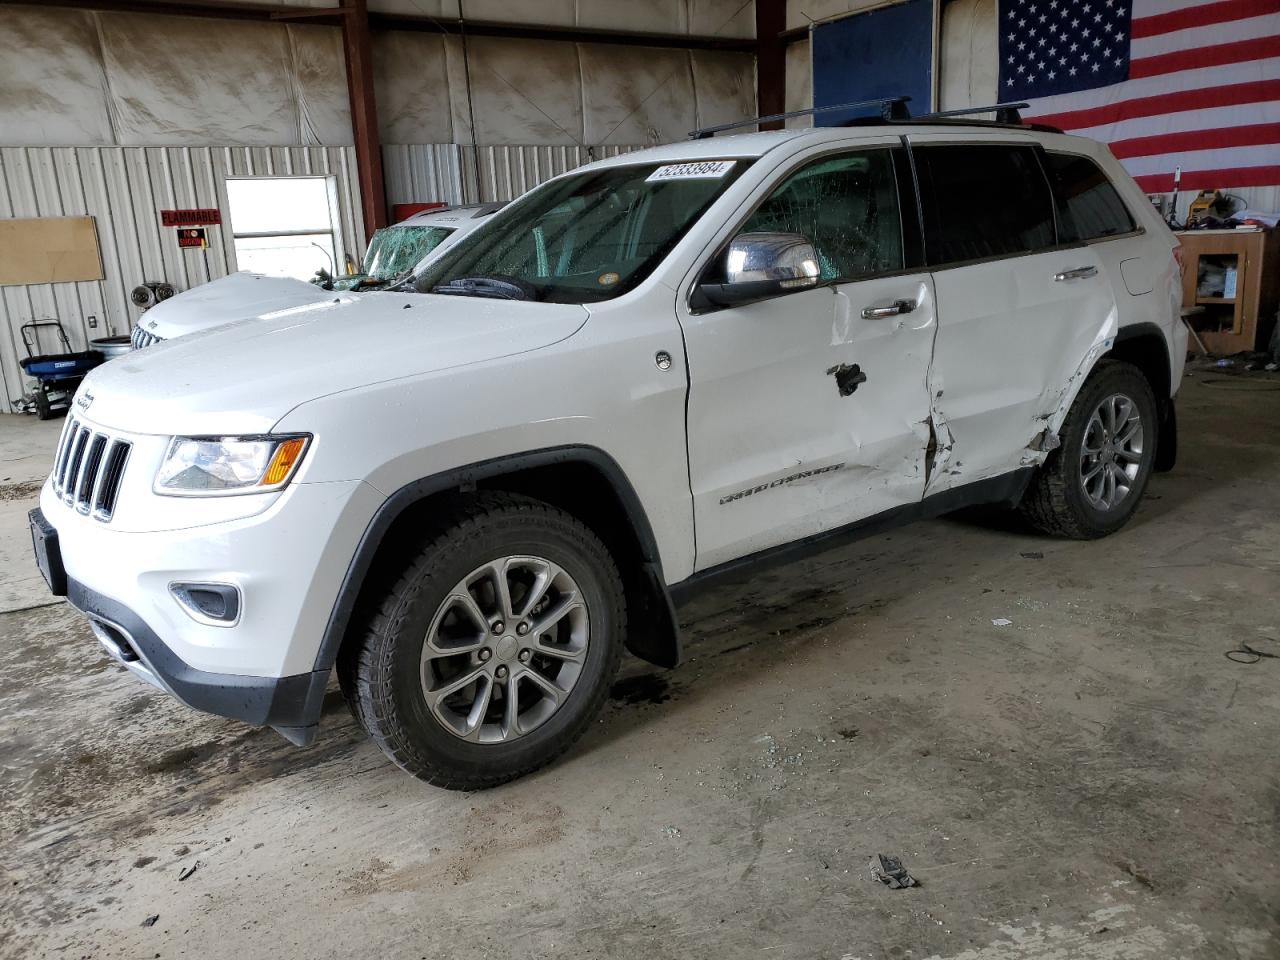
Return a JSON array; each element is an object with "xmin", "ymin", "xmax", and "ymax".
[
  {"xmin": 914, "ymin": 144, "xmax": 1055, "ymax": 266},
  {"xmin": 1045, "ymin": 152, "xmax": 1137, "ymax": 243}
]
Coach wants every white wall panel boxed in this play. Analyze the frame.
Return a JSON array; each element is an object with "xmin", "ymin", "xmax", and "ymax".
[
  {"xmin": 939, "ymin": 0, "xmax": 996, "ymax": 111},
  {"xmin": 0, "ymin": 146, "xmax": 363, "ymax": 409},
  {"xmin": 382, "ymin": 143, "xmax": 645, "ymax": 207},
  {"xmin": 0, "ymin": 8, "xmax": 116, "ymax": 147}
]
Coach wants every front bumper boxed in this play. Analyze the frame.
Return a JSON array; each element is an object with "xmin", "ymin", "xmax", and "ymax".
[{"xmin": 66, "ymin": 573, "xmax": 328, "ymax": 744}]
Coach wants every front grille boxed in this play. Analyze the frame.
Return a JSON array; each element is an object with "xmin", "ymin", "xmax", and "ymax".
[
  {"xmin": 51, "ymin": 417, "xmax": 132, "ymax": 521},
  {"xmin": 130, "ymin": 325, "xmax": 164, "ymax": 349}
]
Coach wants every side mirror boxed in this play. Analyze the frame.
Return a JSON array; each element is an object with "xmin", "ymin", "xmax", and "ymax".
[{"xmin": 695, "ymin": 232, "xmax": 821, "ymax": 308}]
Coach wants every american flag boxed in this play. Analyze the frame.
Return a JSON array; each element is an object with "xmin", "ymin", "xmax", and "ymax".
[{"xmin": 1000, "ymin": 0, "xmax": 1280, "ymax": 193}]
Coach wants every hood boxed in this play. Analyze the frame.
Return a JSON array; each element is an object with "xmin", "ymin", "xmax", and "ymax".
[
  {"xmin": 139, "ymin": 272, "xmax": 329, "ymax": 339},
  {"xmin": 81, "ymin": 292, "xmax": 590, "ymax": 435}
]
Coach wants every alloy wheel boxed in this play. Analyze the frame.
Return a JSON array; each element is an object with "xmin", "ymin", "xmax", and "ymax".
[
  {"xmin": 419, "ymin": 556, "xmax": 589, "ymax": 743},
  {"xmin": 1079, "ymin": 392, "xmax": 1144, "ymax": 511}
]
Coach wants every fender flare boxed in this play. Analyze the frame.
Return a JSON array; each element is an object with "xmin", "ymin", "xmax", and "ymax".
[{"xmin": 312, "ymin": 444, "xmax": 680, "ymax": 675}]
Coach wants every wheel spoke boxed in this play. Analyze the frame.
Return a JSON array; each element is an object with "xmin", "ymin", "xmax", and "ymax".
[
  {"xmin": 490, "ymin": 561, "xmax": 516, "ymax": 621},
  {"xmin": 515, "ymin": 560, "xmax": 558, "ymax": 619},
  {"xmin": 425, "ymin": 593, "xmax": 488, "ymax": 658},
  {"xmin": 520, "ymin": 667, "xmax": 567, "ymax": 707},
  {"xmin": 1116, "ymin": 446, "xmax": 1142, "ymax": 464},
  {"xmin": 532, "ymin": 595, "xmax": 582, "ymax": 635},
  {"xmin": 533, "ymin": 634, "xmax": 586, "ymax": 661},
  {"xmin": 428, "ymin": 665, "xmax": 487, "ymax": 707},
  {"xmin": 503, "ymin": 677, "xmax": 521, "ymax": 738},
  {"xmin": 463, "ymin": 676, "xmax": 495, "ymax": 741}
]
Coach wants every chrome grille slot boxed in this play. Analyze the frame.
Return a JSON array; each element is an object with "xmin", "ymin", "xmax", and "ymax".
[
  {"xmin": 76, "ymin": 435, "xmax": 107, "ymax": 513},
  {"xmin": 130, "ymin": 326, "xmax": 163, "ymax": 349},
  {"xmin": 62, "ymin": 429, "xmax": 89, "ymax": 505},
  {"xmin": 93, "ymin": 440, "xmax": 131, "ymax": 520},
  {"xmin": 49, "ymin": 417, "xmax": 132, "ymax": 522}
]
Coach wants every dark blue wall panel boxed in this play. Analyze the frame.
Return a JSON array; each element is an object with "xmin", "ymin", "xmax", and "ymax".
[{"xmin": 812, "ymin": 0, "xmax": 934, "ymax": 126}]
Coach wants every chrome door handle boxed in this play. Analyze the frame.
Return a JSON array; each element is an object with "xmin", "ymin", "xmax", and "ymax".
[
  {"xmin": 1054, "ymin": 265, "xmax": 1098, "ymax": 281},
  {"xmin": 861, "ymin": 298, "xmax": 917, "ymax": 320}
]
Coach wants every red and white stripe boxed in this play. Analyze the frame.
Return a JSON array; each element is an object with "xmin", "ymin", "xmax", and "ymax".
[{"xmin": 1024, "ymin": 0, "xmax": 1280, "ymax": 192}]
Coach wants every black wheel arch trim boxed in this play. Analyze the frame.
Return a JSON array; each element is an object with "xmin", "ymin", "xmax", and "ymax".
[
  {"xmin": 1106, "ymin": 321, "xmax": 1177, "ymax": 471},
  {"xmin": 313, "ymin": 444, "xmax": 682, "ymax": 677}
]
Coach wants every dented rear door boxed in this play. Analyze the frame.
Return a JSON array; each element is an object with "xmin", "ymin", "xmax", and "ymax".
[{"xmin": 910, "ymin": 139, "xmax": 1119, "ymax": 495}]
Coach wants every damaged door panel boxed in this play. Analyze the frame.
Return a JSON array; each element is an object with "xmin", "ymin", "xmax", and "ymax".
[
  {"xmin": 910, "ymin": 141, "xmax": 1120, "ymax": 496},
  {"xmin": 677, "ymin": 141, "xmax": 939, "ymax": 571}
]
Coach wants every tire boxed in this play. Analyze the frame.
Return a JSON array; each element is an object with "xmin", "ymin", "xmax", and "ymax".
[
  {"xmin": 1020, "ymin": 360, "xmax": 1158, "ymax": 539},
  {"xmin": 339, "ymin": 492, "xmax": 626, "ymax": 789}
]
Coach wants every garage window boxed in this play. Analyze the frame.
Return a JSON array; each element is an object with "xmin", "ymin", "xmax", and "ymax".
[{"xmin": 226, "ymin": 177, "xmax": 340, "ymax": 280}]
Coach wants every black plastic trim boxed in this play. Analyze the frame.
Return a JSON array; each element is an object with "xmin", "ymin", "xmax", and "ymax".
[
  {"xmin": 67, "ymin": 578, "xmax": 327, "ymax": 738},
  {"xmin": 312, "ymin": 445, "xmax": 678, "ymax": 673},
  {"xmin": 669, "ymin": 470, "xmax": 1034, "ymax": 604}
]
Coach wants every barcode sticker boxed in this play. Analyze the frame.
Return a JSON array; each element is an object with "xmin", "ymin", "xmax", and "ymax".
[{"xmin": 646, "ymin": 160, "xmax": 736, "ymax": 183}]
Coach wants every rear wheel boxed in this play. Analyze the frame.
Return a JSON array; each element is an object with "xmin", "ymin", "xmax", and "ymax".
[
  {"xmin": 340, "ymin": 493, "xmax": 625, "ymax": 788},
  {"xmin": 1021, "ymin": 361, "xmax": 1157, "ymax": 539}
]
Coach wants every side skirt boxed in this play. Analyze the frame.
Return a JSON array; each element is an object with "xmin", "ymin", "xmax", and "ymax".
[{"xmin": 668, "ymin": 469, "xmax": 1034, "ymax": 605}]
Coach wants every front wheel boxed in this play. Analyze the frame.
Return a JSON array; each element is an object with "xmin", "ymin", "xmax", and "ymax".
[
  {"xmin": 1021, "ymin": 360, "xmax": 1158, "ymax": 539},
  {"xmin": 339, "ymin": 493, "xmax": 626, "ymax": 789}
]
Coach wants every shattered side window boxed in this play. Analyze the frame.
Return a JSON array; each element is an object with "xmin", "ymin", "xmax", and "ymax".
[{"xmin": 742, "ymin": 150, "xmax": 904, "ymax": 282}]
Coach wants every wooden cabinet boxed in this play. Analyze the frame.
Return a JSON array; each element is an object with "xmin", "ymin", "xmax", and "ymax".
[{"xmin": 1175, "ymin": 229, "xmax": 1279, "ymax": 355}]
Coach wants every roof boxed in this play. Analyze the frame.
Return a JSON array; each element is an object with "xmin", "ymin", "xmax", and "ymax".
[
  {"xmin": 584, "ymin": 123, "xmax": 1098, "ymax": 171},
  {"xmin": 396, "ymin": 202, "xmax": 506, "ymax": 227}
]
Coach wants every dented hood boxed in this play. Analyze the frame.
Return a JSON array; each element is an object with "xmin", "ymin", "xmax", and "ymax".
[
  {"xmin": 80, "ymin": 293, "xmax": 589, "ymax": 435},
  {"xmin": 139, "ymin": 272, "xmax": 330, "ymax": 339}
]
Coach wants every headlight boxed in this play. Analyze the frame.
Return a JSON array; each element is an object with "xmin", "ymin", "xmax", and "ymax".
[{"xmin": 154, "ymin": 435, "xmax": 310, "ymax": 496}]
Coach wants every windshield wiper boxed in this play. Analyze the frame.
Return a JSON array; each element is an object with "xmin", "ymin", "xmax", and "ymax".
[{"xmin": 430, "ymin": 275, "xmax": 537, "ymax": 301}]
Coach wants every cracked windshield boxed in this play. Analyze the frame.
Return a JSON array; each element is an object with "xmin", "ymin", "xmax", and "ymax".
[{"xmin": 414, "ymin": 160, "xmax": 752, "ymax": 303}]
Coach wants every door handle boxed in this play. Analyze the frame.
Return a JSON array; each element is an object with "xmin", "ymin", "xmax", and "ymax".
[
  {"xmin": 1053, "ymin": 265, "xmax": 1098, "ymax": 282},
  {"xmin": 861, "ymin": 298, "xmax": 917, "ymax": 320}
]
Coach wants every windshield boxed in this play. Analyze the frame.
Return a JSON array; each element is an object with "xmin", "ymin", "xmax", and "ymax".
[
  {"xmin": 412, "ymin": 160, "xmax": 752, "ymax": 303},
  {"xmin": 363, "ymin": 225, "xmax": 454, "ymax": 280}
]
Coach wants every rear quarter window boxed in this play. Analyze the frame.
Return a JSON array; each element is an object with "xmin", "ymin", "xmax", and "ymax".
[{"xmin": 1045, "ymin": 152, "xmax": 1138, "ymax": 243}]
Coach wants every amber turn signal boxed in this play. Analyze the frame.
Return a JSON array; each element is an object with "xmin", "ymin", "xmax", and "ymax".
[{"xmin": 262, "ymin": 437, "xmax": 308, "ymax": 486}]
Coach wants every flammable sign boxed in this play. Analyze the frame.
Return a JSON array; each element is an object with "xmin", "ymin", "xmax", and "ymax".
[{"xmin": 177, "ymin": 228, "xmax": 208, "ymax": 249}]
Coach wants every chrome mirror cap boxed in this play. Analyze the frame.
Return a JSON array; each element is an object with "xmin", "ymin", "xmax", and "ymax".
[{"xmin": 725, "ymin": 232, "xmax": 821, "ymax": 288}]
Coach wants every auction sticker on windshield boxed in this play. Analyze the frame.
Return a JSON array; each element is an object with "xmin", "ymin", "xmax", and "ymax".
[{"xmin": 646, "ymin": 161, "xmax": 736, "ymax": 182}]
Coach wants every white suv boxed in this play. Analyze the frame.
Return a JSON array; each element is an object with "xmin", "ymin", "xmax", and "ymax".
[{"xmin": 32, "ymin": 110, "xmax": 1185, "ymax": 788}]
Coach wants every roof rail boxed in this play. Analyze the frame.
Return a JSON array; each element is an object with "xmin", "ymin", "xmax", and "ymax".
[
  {"xmin": 689, "ymin": 96, "xmax": 911, "ymax": 139},
  {"xmin": 917, "ymin": 102, "xmax": 1029, "ymax": 124}
]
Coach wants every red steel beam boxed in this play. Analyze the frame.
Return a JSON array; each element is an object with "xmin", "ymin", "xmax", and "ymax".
[
  {"xmin": 340, "ymin": 0, "xmax": 386, "ymax": 241},
  {"xmin": 755, "ymin": 0, "xmax": 787, "ymax": 130}
]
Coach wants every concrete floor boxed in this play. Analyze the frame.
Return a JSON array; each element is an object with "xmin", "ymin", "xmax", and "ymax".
[{"xmin": 1, "ymin": 373, "xmax": 1278, "ymax": 960}]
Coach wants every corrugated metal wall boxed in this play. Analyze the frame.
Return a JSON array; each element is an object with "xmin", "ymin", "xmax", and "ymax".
[
  {"xmin": 0, "ymin": 145, "xmax": 364, "ymax": 409},
  {"xmin": 382, "ymin": 143, "xmax": 645, "ymax": 206}
]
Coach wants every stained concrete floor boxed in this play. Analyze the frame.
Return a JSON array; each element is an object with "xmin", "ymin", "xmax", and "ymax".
[{"xmin": 1, "ymin": 373, "xmax": 1278, "ymax": 960}]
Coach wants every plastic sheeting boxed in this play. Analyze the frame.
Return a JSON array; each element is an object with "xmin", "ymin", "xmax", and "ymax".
[{"xmin": 0, "ymin": 4, "xmax": 755, "ymax": 149}]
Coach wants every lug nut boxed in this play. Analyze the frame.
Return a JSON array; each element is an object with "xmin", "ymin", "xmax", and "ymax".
[
  {"xmin": 516, "ymin": 622, "xmax": 530, "ymax": 636},
  {"xmin": 491, "ymin": 620, "xmax": 505, "ymax": 634},
  {"xmin": 518, "ymin": 649, "xmax": 531, "ymax": 663},
  {"xmin": 478, "ymin": 648, "xmax": 492, "ymax": 662},
  {"xmin": 495, "ymin": 665, "xmax": 508, "ymax": 679}
]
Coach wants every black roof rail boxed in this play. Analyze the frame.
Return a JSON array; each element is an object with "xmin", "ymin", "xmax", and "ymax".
[
  {"xmin": 918, "ymin": 102, "xmax": 1030, "ymax": 124},
  {"xmin": 688, "ymin": 96, "xmax": 911, "ymax": 139}
]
